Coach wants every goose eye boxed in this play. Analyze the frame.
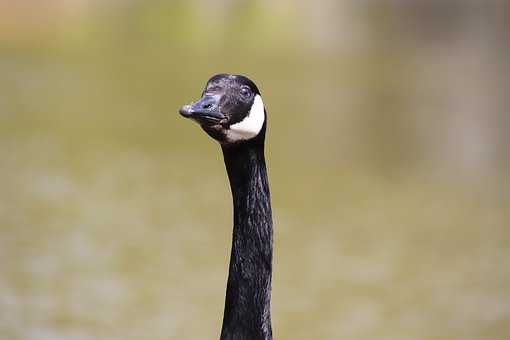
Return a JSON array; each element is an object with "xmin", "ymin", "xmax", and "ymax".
[{"xmin": 240, "ymin": 87, "xmax": 251, "ymax": 98}]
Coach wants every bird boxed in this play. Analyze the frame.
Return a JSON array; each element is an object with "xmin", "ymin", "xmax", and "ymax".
[{"xmin": 179, "ymin": 74, "xmax": 273, "ymax": 340}]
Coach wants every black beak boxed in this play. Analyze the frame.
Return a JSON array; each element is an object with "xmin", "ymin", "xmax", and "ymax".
[{"xmin": 179, "ymin": 95, "xmax": 225, "ymax": 125}]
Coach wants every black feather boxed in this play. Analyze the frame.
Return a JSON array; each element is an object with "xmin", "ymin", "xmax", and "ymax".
[{"xmin": 220, "ymin": 136, "xmax": 273, "ymax": 340}]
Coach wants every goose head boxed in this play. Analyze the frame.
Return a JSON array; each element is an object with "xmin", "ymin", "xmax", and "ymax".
[{"xmin": 179, "ymin": 74, "xmax": 266, "ymax": 144}]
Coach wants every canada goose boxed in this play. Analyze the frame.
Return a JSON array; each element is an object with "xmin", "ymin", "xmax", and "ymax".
[{"xmin": 179, "ymin": 74, "xmax": 273, "ymax": 340}]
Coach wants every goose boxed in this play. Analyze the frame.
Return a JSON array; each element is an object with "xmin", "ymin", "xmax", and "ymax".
[{"xmin": 179, "ymin": 74, "xmax": 273, "ymax": 340}]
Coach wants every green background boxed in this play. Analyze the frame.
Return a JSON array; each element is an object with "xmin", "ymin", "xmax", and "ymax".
[{"xmin": 1, "ymin": 1, "xmax": 509, "ymax": 339}]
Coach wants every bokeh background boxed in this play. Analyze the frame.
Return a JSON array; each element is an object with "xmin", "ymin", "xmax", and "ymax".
[{"xmin": 1, "ymin": 1, "xmax": 510, "ymax": 339}]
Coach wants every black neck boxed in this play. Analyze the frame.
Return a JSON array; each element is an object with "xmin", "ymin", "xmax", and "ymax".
[{"xmin": 220, "ymin": 139, "xmax": 273, "ymax": 340}]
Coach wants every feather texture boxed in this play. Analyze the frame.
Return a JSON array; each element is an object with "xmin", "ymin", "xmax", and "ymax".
[{"xmin": 220, "ymin": 137, "xmax": 273, "ymax": 340}]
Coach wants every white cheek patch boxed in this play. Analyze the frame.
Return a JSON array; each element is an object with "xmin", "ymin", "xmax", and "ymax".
[{"xmin": 225, "ymin": 95, "xmax": 265, "ymax": 142}]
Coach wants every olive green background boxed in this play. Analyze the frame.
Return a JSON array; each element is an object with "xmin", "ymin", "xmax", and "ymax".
[{"xmin": 1, "ymin": 1, "xmax": 509, "ymax": 339}]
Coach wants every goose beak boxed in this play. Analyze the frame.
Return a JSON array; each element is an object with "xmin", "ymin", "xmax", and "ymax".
[{"xmin": 179, "ymin": 95, "xmax": 225, "ymax": 126}]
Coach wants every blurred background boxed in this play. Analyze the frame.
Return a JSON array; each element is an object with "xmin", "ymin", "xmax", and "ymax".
[{"xmin": 1, "ymin": 0, "xmax": 510, "ymax": 339}]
